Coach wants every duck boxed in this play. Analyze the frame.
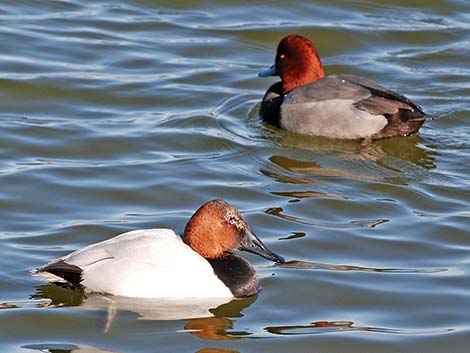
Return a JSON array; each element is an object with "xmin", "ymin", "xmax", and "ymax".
[
  {"xmin": 32, "ymin": 199, "xmax": 284, "ymax": 299},
  {"xmin": 259, "ymin": 34, "xmax": 429, "ymax": 139}
]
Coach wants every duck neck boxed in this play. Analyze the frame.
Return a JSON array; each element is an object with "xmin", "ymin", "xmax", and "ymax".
[{"xmin": 282, "ymin": 69, "xmax": 324, "ymax": 93}]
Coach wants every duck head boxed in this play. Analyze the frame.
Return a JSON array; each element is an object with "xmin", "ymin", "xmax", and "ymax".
[
  {"xmin": 259, "ymin": 34, "xmax": 325, "ymax": 93},
  {"xmin": 184, "ymin": 199, "xmax": 284, "ymax": 263}
]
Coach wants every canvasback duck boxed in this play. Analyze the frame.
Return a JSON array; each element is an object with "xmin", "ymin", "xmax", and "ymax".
[
  {"xmin": 33, "ymin": 199, "xmax": 284, "ymax": 299},
  {"xmin": 259, "ymin": 34, "xmax": 428, "ymax": 139}
]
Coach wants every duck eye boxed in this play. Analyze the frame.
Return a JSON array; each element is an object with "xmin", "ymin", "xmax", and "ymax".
[{"xmin": 222, "ymin": 220, "xmax": 230, "ymax": 226}]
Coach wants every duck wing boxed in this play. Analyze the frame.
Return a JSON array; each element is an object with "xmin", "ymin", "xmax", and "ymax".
[
  {"xmin": 339, "ymin": 74, "xmax": 425, "ymax": 116},
  {"xmin": 282, "ymin": 74, "xmax": 427, "ymax": 138},
  {"xmin": 287, "ymin": 74, "xmax": 424, "ymax": 116},
  {"xmin": 36, "ymin": 229, "xmax": 183, "ymax": 288}
]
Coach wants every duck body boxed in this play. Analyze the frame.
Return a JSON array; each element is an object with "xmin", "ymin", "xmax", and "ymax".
[
  {"xmin": 36, "ymin": 229, "xmax": 234, "ymax": 298},
  {"xmin": 259, "ymin": 35, "xmax": 427, "ymax": 139},
  {"xmin": 33, "ymin": 200, "xmax": 284, "ymax": 299}
]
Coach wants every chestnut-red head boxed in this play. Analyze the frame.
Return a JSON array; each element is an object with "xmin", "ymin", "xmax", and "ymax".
[
  {"xmin": 183, "ymin": 199, "xmax": 284, "ymax": 263},
  {"xmin": 259, "ymin": 34, "xmax": 325, "ymax": 93}
]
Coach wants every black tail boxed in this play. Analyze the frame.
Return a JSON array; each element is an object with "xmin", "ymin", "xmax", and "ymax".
[
  {"xmin": 372, "ymin": 109, "xmax": 426, "ymax": 139},
  {"xmin": 40, "ymin": 260, "xmax": 83, "ymax": 288}
]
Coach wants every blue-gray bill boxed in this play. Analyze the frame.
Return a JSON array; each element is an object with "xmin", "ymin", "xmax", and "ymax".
[{"xmin": 258, "ymin": 64, "xmax": 277, "ymax": 77}]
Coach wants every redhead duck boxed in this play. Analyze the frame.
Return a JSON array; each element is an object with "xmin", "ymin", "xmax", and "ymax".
[
  {"xmin": 259, "ymin": 34, "xmax": 428, "ymax": 139},
  {"xmin": 33, "ymin": 199, "xmax": 284, "ymax": 299}
]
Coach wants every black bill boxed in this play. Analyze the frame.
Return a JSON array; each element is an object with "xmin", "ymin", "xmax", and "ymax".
[{"xmin": 239, "ymin": 227, "xmax": 285, "ymax": 263}]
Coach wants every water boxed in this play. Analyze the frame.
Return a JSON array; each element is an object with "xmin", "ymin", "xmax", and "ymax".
[{"xmin": 0, "ymin": 1, "xmax": 469, "ymax": 352}]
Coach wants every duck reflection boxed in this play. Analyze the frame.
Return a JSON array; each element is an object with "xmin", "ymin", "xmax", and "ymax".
[
  {"xmin": 22, "ymin": 342, "xmax": 122, "ymax": 353},
  {"xmin": 277, "ymin": 131, "xmax": 435, "ymax": 169},
  {"xmin": 32, "ymin": 284, "xmax": 256, "ymax": 338},
  {"xmin": 267, "ymin": 154, "xmax": 387, "ymax": 182},
  {"xmin": 183, "ymin": 296, "xmax": 257, "ymax": 340},
  {"xmin": 22, "ymin": 343, "xmax": 240, "ymax": 353},
  {"xmin": 262, "ymin": 132, "xmax": 436, "ymax": 186}
]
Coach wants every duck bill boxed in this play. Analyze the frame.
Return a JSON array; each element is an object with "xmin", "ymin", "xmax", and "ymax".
[
  {"xmin": 239, "ymin": 227, "xmax": 284, "ymax": 263},
  {"xmin": 258, "ymin": 64, "xmax": 278, "ymax": 77}
]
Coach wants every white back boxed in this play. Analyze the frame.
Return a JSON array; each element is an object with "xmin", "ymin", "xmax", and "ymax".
[{"xmin": 57, "ymin": 229, "xmax": 233, "ymax": 299}]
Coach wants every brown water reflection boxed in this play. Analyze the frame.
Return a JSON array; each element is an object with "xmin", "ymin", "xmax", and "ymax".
[
  {"xmin": 184, "ymin": 317, "xmax": 239, "ymax": 340},
  {"xmin": 183, "ymin": 296, "xmax": 257, "ymax": 340},
  {"xmin": 266, "ymin": 154, "xmax": 406, "ymax": 184},
  {"xmin": 195, "ymin": 349, "xmax": 239, "ymax": 353}
]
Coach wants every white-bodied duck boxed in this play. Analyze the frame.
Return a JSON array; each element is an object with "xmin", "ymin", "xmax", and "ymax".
[{"xmin": 33, "ymin": 199, "xmax": 284, "ymax": 298}]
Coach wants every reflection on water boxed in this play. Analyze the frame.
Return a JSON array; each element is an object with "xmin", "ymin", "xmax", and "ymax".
[
  {"xmin": 184, "ymin": 317, "xmax": 240, "ymax": 340},
  {"xmin": 31, "ymin": 284, "xmax": 256, "ymax": 336},
  {"xmin": 261, "ymin": 132, "xmax": 436, "ymax": 186},
  {"xmin": 266, "ymin": 154, "xmax": 406, "ymax": 184},
  {"xmin": 279, "ymin": 260, "xmax": 447, "ymax": 274},
  {"xmin": 183, "ymin": 296, "xmax": 257, "ymax": 340},
  {"xmin": 266, "ymin": 207, "xmax": 389, "ymax": 229},
  {"xmin": 22, "ymin": 343, "xmax": 240, "ymax": 353},
  {"xmin": 195, "ymin": 349, "xmax": 240, "ymax": 353},
  {"xmin": 265, "ymin": 320, "xmax": 453, "ymax": 336},
  {"xmin": 274, "ymin": 129, "xmax": 436, "ymax": 171},
  {"xmin": 271, "ymin": 190, "xmax": 347, "ymax": 200},
  {"xmin": 22, "ymin": 343, "xmax": 122, "ymax": 353},
  {"xmin": 375, "ymin": 136, "xmax": 437, "ymax": 170},
  {"xmin": 0, "ymin": 302, "xmax": 18, "ymax": 309},
  {"xmin": 31, "ymin": 284, "xmax": 85, "ymax": 307}
]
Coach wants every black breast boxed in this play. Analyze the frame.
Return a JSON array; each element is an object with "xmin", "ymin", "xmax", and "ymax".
[
  {"xmin": 208, "ymin": 255, "xmax": 260, "ymax": 298},
  {"xmin": 259, "ymin": 81, "xmax": 284, "ymax": 127}
]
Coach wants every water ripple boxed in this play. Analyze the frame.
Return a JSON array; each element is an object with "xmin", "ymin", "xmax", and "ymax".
[
  {"xmin": 278, "ymin": 260, "xmax": 447, "ymax": 274},
  {"xmin": 265, "ymin": 320, "xmax": 454, "ymax": 336}
]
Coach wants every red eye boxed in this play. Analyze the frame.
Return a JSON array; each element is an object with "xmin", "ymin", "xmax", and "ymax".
[
  {"xmin": 280, "ymin": 53, "xmax": 286, "ymax": 60},
  {"xmin": 223, "ymin": 220, "xmax": 230, "ymax": 226}
]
